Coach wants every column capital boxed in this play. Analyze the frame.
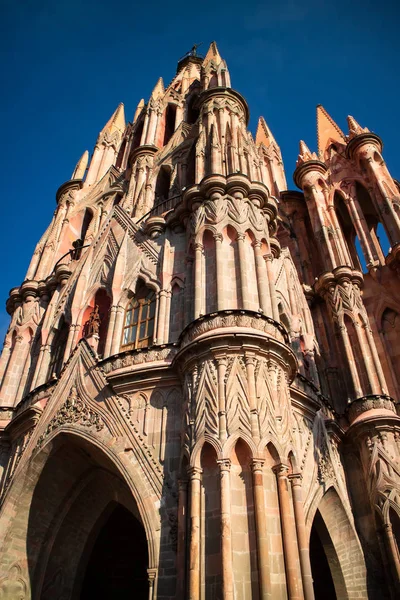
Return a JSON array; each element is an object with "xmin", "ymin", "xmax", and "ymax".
[
  {"xmin": 178, "ymin": 478, "xmax": 188, "ymax": 489},
  {"xmin": 194, "ymin": 242, "xmax": 204, "ymax": 252},
  {"xmin": 237, "ymin": 232, "xmax": 246, "ymax": 242},
  {"xmin": 217, "ymin": 458, "xmax": 231, "ymax": 472},
  {"xmin": 288, "ymin": 472, "xmax": 303, "ymax": 485},
  {"xmin": 245, "ymin": 354, "xmax": 257, "ymax": 368},
  {"xmin": 213, "ymin": 232, "xmax": 223, "ymax": 243},
  {"xmin": 252, "ymin": 239, "xmax": 262, "ymax": 249},
  {"xmin": 187, "ymin": 465, "xmax": 202, "ymax": 480},
  {"xmin": 273, "ymin": 463, "xmax": 290, "ymax": 477},
  {"xmin": 251, "ymin": 458, "xmax": 265, "ymax": 473}
]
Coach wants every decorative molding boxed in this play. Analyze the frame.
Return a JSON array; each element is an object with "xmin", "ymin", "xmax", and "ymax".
[{"xmin": 37, "ymin": 386, "xmax": 104, "ymax": 449}]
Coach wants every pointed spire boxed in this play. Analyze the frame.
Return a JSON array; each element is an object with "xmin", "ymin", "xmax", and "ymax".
[
  {"xmin": 296, "ymin": 140, "xmax": 318, "ymax": 166},
  {"xmin": 101, "ymin": 103, "xmax": 126, "ymax": 135},
  {"xmin": 256, "ymin": 117, "xmax": 274, "ymax": 148},
  {"xmin": 133, "ymin": 99, "xmax": 145, "ymax": 124},
  {"xmin": 316, "ymin": 105, "xmax": 345, "ymax": 154},
  {"xmin": 347, "ymin": 115, "xmax": 368, "ymax": 138},
  {"xmin": 71, "ymin": 150, "xmax": 89, "ymax": 180},
  {"xmin": 150, "ymin": 77, "xmax": 165, "ymax": 100},
  {"xmin": 203, "ymin": 41, "xmax": 223, "ymax": 67}
]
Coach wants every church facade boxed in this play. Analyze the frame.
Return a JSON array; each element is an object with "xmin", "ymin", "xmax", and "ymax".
[{"xmin": 0, "ymin": 42, "xmax": 399, "ymax": 599}]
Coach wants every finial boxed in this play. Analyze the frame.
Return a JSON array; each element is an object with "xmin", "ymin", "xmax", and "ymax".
[
  {"xmin": 347, "ymin": 115, "xmax": 368, "ymax": 138},
  {"xmin": 71, "ymin": 150, "xmax": 89, "ymax": 180}
]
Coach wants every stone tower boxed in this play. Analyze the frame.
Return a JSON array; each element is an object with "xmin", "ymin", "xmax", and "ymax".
[{"xmin": 0, "ymin": 43, "xmax": 399, "ymax": 599}]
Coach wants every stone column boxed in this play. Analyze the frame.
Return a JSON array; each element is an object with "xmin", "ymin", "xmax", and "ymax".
[
  {"xmin": 185, "ymin": 256, "xmax": 194, "ymax": 326},
  {"xmin": 188, "ymin": 466, "xmax": 202, "ymax": 600},
  {"xmin": 253, "ymin": 240, "xmax": 272, "ymax": 316},
  {"xmin": 214, "ymin": 233, "xmax": 225, "ymax": 310},
  {"xmin": 237, "ymin": 233, "xmax": 251, "ymax": 309},
  {"xmin": 274, "ymin": 464, "xmax": 304, "ymax": 600},
  {"xmin": 64, "ymin": 323, "xmax": 80, "ymax": 362},
  {"xmin": 265, "ymin": 254, "xmax": 280, "ymax": 322},
  {"xmin": 252, "ymin": 459, "xmax": 271, "ymax": 600},
  {"xmin": 338, "ymin": 323, "xmax": 363, "ymax": 397},
  {"xmin": 194, "ymin": 243, "xmax": 204, "ymax": 319},
  {"xmin": 31, "ymin": 343, "xmax": 50, "ymax": 389},
  {"xmin": 218, "ymin": 459, "xmax": 234, "ymax": 600},
  {"xmin": 245, "ymin": 355, "xmax": 260, "ymax": 440},
  {"xmin": 177, "ymin": 478, "xmax": 188, "ymax": 599},
  {"xmin": 157, "ymin": 290, "xmax": 168, "ymax": 344},
  {"xmin": 289, "ymin": 474, "xmax": 314, "ymax": 600},
  {"xmin": 383, "ymin": 522, "xmax": 400, "ymax": 590},
  {"xmin": 216, "ymin": 356, "xmax": 228, "ymax": 441},
  {"xmin": 163, "ymin": 291, "xmax": 172, "ymax": 343},
  {"xmin": 104, "ymin": 305, "xmax": 117, "ymax": 357},
  {"xmin": 147, "ymin": 568, "xmax": 157, "ymax": 600},
  {"xmin": 110, "ymin": 306, "xmax": 125, "ymax": 355}
]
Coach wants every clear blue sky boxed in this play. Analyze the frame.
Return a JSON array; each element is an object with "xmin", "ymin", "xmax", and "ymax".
[{"xmin": 1, "ymin": 0, "xmax": 399, "ymax": 338}]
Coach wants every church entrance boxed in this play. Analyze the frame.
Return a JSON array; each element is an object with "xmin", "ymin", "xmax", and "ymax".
[
  {"xmin": 24, "ymin": 434, "xmax": 150, "ymax": 600},
  {"xmin": 81, "ymin": 504, "xmax": 148, "ymax": 599},
  {"xmin": 309, "ymin": 510, "xmax": 337, "ymax": 600}
]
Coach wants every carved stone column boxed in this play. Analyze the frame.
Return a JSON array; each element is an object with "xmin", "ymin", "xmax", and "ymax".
[
  {"xmin": 110, "ymin": 306, "xmax": 125, "ymax": 355},
  {"xmin": 188, "ymin": 466, "xmax": 202, "ymax": 600},
  {"xmin": 214, "ymin": 233, "xmax": 225, "ymax": 310},
  {"xmin": 237, "ymin": 233, "xmax": 251, "ymax": 309},
  {"xmin": 194, "ymin": 243, "xmax": 204, "ymax": 319},
  {"xmin": 147, "ymin": 567, "xmax": 157, "ymax": 600},
  {"xmin": 244, "ymin": 354, "xmax": 260, "ymax": 440},
  {"xmin": 177, "ymin": 478, "xmax": 188, "ymax": 599},
  {"xmin": 252, "ymin": 459, "xmax": 271, "ymax": 600},
  {"xmin": 289, "ymin": 474, "xmax": 314, "ymax": 600},
  {"xmin": 383, "ymin": 522, "xmax": 400, "ymax": 591},
  {"xmin": 216, "ymin": 356, "xmax": 228, "ymax": 441},
  {"xmin": 264, "ymin": 254, "xmax": 280, "ymax": 321},
  {"xmin": 104, "ymin": 305, "xmax": 117, "ymax": 357},
  {"xmin": 218, "ymin": 458, "xmax": 234, "ymax": 600},
  {"xmin": 253, "ymin": 240, "xmax": 272, "ymax": 316},
  {"xmin": 274, "ymin": 464, "xmax": 304, "ymax": 600}
]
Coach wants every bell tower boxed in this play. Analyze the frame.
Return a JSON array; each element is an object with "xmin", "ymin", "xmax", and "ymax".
[{"xmin": 0, "ymin": 43, "xmax": 399, "ymax": 600}]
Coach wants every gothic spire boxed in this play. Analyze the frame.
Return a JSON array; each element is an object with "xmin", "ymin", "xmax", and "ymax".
[
  {"xmin": 133, "ymin": 99, "xmax": 145, "ymax": 123},
  {"xmin": 347, "ymin": 115, "xmax": 368, "ymax": 138},
  {"xmin": 316, "ymin": 105, "xmax": 345, "ymax": 154},
  {"xmin": 71, "ymin": 150, "xmax": 89, "ymax": 180},
  {"xmin": 255, "ymin": 117, "xmax": 275, "ymax": 148},
  {"xmin": 100, "ymin": 103, "xmax": 126, "ymax": 137}
]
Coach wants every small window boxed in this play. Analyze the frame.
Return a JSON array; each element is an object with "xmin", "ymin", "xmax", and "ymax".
[{"xmin": 122, "ymin": 283, "xmax": 156, "ymax": 348}]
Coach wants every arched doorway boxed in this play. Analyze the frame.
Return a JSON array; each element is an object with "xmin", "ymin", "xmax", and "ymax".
[
  {"xmin": 309, "ymin": 510, "xmax": 337, "ymax": 600},
  {"xmin": 80, "ymin": 504, "xmax": 148, "ymax": 599},
  {"xmin": 24, "ymin": 434, "xmax": 150, "ymax": 599}
]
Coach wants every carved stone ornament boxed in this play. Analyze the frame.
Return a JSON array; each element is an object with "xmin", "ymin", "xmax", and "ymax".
[
  {"xmin": 347, "ymin": 395, "xmax": 396, "ymax": 423},
  {"xmin": 37, "ymin": 386, "xmax": 104, "ymax": 449}
]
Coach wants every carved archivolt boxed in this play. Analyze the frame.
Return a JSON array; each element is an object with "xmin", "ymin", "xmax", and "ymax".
[
  {"xmin": 0, "ymin": 563, "xmax": 27, "ymax": 600},
  {"xmin": 37, "ymin": 386, "xmax": 104, "ymax": 449}
]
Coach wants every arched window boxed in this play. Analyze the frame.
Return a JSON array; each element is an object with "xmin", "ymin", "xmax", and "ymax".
[
  {"xmin": 155, "ymin": 166, "xmax": 171, "ymax": 203},
  {"xmin": 81, "ymin": 208, "xmax": 93, "ymax": 242},
  {"xmin": 131, "ymin": 118, "xmax": 144, "ymax": 150},
  {"xmin": 163, "ymin": 104, "xmax": 177, "ymax": 146},
  {"xmin": 122, "ymin": 281, "xmax": 156, "ymax": 348},
  {"xmin": 186, "ymin": 94, "xmax": 199, "ymax": 125}
]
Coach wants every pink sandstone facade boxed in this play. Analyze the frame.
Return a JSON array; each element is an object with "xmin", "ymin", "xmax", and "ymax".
[{"xmin": 0, "ymin": 42, "xmax": 399, "ymax": 599}]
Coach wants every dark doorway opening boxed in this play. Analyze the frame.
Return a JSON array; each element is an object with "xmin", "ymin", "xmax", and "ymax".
[
  {"xmin": 80, "ymin": 504, "xmax": 148, "ymax": 599},
  {"xmin": 310, "ymin": 512, "xmax": 337, "ymax": 600}
]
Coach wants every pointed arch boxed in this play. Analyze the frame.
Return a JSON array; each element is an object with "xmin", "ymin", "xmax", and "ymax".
[
  {"xmin": 154, "ymin": 165, "xmax": 171, "ymax": 203},
  {"xmin": 307, "ymin": 487, "xmax": 367, "ymax": 599},
  {"xmin": 0, "ymin": 427, "xmax": 162, "ymax": 599}
]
